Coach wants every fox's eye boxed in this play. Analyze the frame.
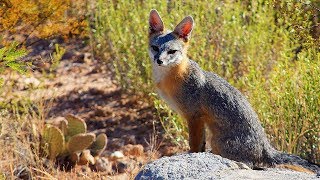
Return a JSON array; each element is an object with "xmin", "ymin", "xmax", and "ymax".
[
  {"xmin": 168, "ymin": 50, "xmax": 177, "ymax": 54},
  {"xmin": 151, "ymin": 45, "xmax": 159, "ymax": 52}
]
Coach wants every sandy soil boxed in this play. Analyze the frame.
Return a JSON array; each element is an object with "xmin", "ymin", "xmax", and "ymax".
[{"xmin": 3, "ymin": 36, "xmax": 186, "ymax": 178}]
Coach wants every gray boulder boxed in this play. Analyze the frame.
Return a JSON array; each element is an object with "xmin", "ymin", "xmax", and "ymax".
[{"xmin": 135, "ymin": 152, "xmax": 317, "ymax": 180}]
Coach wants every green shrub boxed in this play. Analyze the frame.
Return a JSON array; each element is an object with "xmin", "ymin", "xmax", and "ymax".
[
  {"xmin": 91, "ymin": 0, "xmax": 320, "ymax": 163},
  {"xmin": 0, "ymin": 42, "xmax": 28, "ymax": 87},
  {"xmin": 0, "ymin": 42, "xmax": 28, "ymax": 74}
]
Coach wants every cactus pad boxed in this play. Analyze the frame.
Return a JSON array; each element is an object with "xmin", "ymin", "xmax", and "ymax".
[
  {"xmin": 65, "ymin": 114, "xmax": 87, "ymax": 137},
  {"xmin": 42, "ymin": 125, "xmax": 65, "ymax": 160},
  {"xmin": 90, "ymin": 133, "xmax": 107, "ymax": 156},
  {"xmin": 59, "ymin": 119, "xmax": 68, "ymax": 135},
  {"xmin": 67, "ymin": 133, "xmax": 95, "ymax": 153}
]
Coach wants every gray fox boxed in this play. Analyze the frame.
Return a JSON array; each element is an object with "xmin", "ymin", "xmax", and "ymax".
[{"xmin": 148, "ymin": 9, "xmax": 320, "ymax": 173}]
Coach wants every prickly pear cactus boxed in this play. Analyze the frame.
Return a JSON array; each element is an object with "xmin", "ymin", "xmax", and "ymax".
[
  {"xmin": 42, "ymin": 125, "xmax": 65, "ymax": 160},
  {"xmin": 65, "ymin": 114, "xmax": 87, "ymax": 138},
  {"xmin": 67, "ymin": 133, "xmax": 95, "ymax": 153},
  {"xmin": 90, "ymin": 133, "xmax": 107, "ymax": 156},
  {"xmin": 41, "ymin": 114, "xmax": 108, "ymax": 169}
]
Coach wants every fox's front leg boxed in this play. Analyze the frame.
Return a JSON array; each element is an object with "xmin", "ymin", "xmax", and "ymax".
[{"xmin": 187, "ymin": 117, "xmax": 206, "ymax": 152}]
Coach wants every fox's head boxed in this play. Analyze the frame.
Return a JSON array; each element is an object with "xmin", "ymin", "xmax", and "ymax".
[{"xmin": 148, "ymin": 9, "xmax": 194, "ymax": 67}]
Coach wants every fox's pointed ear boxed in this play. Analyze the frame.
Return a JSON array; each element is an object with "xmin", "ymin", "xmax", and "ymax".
[
  {"xmin": 149, "ymin": 9, "xmax": 164, "ymax": 34},
  {"xmin": 173, "ymin": 16, "xmax": 194, "ymax": 41}
]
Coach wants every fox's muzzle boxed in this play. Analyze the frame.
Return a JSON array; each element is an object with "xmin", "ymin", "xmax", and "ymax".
[{"xmin": 154, "ymin": 53, "xmax": 163, "ymax": 65}]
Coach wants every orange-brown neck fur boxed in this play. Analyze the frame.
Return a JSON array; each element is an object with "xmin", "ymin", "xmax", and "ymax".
[{"xmin": 156, "ymin": 58, "xmax": 189, "ymax": 98}]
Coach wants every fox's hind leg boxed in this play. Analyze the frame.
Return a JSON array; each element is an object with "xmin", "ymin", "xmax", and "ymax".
[{"xmin": 187, "ymin": 116, "xmax": 206, "ymax": 152}]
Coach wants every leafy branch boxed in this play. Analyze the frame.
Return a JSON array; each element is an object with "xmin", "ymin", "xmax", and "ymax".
[{"xmin": 0, "ymin": 42, "xmax": 28, "ymax": 74}]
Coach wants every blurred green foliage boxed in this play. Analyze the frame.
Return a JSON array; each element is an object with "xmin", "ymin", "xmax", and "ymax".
[
  {"xmin": 91, "ymin": 0, "xmax": 320, "ymax": 163},
  {"xmin": 0, "ymin": 42, "xmax": 27, "ymax": 75},
  {"xmin": 0, "ymin": 42, "xmax": 28, "ymax": 87}
]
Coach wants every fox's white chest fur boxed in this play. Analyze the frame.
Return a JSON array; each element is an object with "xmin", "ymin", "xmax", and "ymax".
[
  {"xmin": 152, "ymin": 64, "xmax": 170, "ymax": 84},
  {"xmin": 157, "ymin": 88, "xmax": 182, "ymax": 115}
]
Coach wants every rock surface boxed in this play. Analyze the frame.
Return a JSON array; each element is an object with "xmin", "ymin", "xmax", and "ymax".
[{"xmin": 135, "ymin": 152, "xmax": 317, "ymax": 180}]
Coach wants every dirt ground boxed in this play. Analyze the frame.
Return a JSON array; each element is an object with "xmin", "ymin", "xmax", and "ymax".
[{"xmin": 3, "ymin": 36, "xmax": 186, "ymax": 178}]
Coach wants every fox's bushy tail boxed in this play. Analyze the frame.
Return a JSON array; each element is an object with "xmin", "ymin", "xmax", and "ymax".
[{"xmin": 273, "ymin": 152, "xmax": 320, "ymax": 174}]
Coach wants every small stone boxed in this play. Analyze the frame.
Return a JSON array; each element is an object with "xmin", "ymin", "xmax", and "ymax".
[
  {"xmin": 110, "ymin": 151, "xmax": 124, "ymax": 160},
  {"xmin": 94, "ymin": 157, "xmax": 112, "ymax": 172},
  {"xmin": 122, "ymin": 144, "xmax": 144, "ymax": 157}
]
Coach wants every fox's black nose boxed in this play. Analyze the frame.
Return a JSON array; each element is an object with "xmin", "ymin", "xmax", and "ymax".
[{"xmin": 157, "ymin": 59, "xmax": 163, "ymax": 65}]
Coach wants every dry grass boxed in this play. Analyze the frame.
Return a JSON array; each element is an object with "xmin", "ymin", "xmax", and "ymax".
[{"xmin": 0, "ymin": 85, "xmax": 114, "ymax": 179}]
